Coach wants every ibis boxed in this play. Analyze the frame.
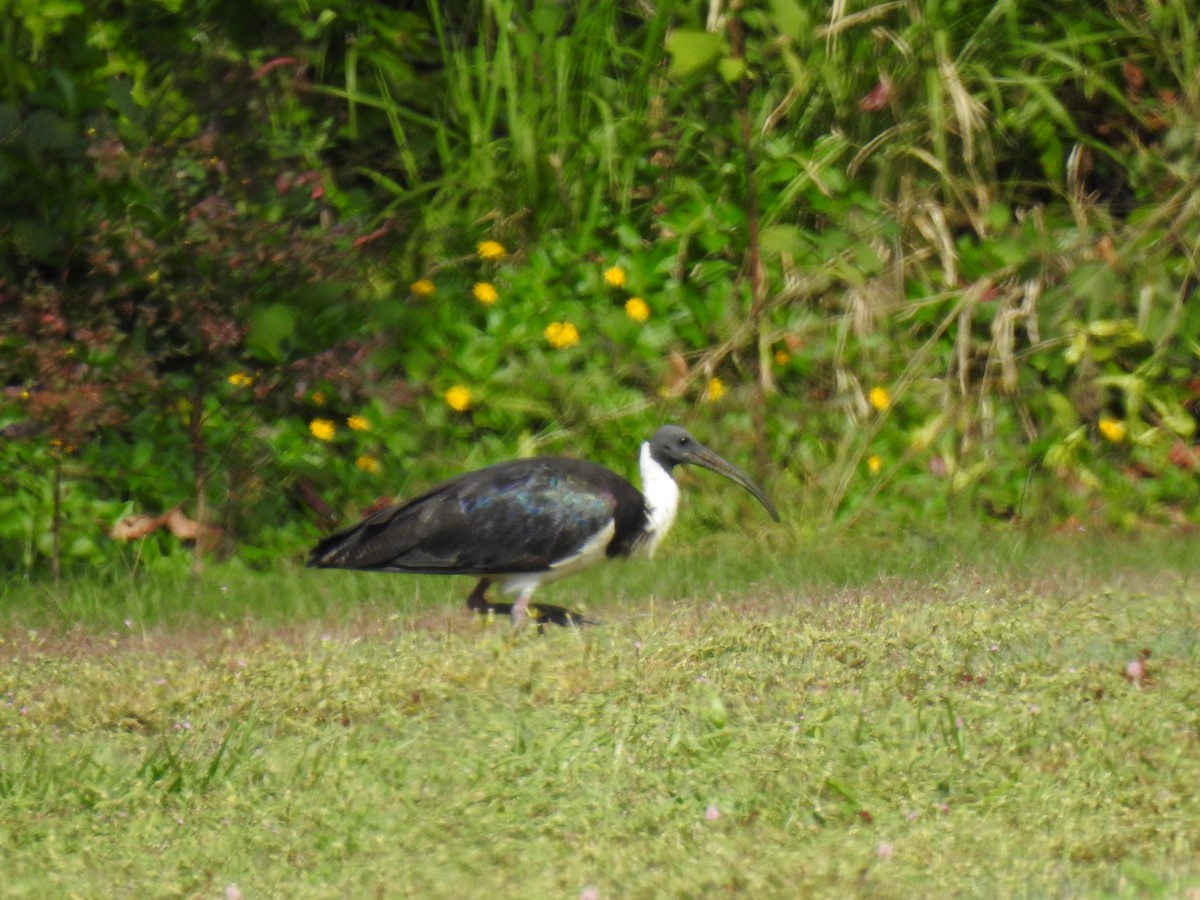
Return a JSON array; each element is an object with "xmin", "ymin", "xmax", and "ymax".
[{"xmin": 307, "ymin": 425, "xmax": 780, "ymax": 626}]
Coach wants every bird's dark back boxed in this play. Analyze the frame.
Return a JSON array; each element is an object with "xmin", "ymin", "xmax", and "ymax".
[{"xmin": 308, "ymin": 456, "xmax": 648, "ymax": 574}]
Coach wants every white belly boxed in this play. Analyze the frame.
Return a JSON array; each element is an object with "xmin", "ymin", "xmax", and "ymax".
[{"xmin": 498, "ymin": 520, "xmax": 616, "ymax": 596}]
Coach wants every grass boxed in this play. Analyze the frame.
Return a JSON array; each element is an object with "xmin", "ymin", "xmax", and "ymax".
[{"xmin": 2, "ymin": 528, "xmax": 1199, "ymax": 897}]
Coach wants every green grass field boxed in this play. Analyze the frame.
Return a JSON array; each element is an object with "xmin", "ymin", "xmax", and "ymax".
[{"xmin": 3, "ymin": 529, "xmax": 1199, "ymax": 898}]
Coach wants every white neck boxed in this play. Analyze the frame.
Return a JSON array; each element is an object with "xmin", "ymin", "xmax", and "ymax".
[{"xmin": 639, "ymin": 442, "xmax": 679, "ymax": 556}]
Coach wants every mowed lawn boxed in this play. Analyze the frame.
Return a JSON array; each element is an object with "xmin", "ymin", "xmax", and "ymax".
[{"xmin": 2, "ymin": 530, "xmax": 1198, "ymax": 898}]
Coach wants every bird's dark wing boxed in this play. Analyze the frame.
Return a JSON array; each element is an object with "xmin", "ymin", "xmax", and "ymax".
[{"xmin": 307, "ymin": 458, "xmax": 646, "ymax": 574}]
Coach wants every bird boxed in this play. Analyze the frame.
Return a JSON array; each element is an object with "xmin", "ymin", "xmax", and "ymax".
[{"xmin": 307, "ymin": 424, "xmax": 780, "ymax": 627}]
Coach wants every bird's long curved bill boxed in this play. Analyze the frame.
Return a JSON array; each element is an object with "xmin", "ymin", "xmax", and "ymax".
[{"xmin": 691, "ymin": 446, "xmax": 781, "ymax": 522}]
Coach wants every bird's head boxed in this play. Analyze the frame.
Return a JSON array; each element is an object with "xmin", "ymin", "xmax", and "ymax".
[{"xmin": 647, "ymin": 425, "xmax": 780, "ymax": 522}]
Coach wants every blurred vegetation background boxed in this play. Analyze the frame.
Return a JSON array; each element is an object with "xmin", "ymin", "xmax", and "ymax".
[{"xmin": 2, "ymin": 0, "xmax": 1199, "ymax": 577}]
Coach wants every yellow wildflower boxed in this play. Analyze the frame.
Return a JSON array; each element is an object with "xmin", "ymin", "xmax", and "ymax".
[
  {"xmin": 603, "ymin": 266, "xmax": 626, "ymax": 288},
  {"xmin": 867, "ymin": 455, "xmax": 882, "ymax": 475},
  {"xmin": 444, "ymin": 385, "xmax": 472, "ymax": 412},
  {"xmin": 227, "ymin": 372, "xmax": 253, "ymax": 388},
  {"xmin": 477, "ymin": 240, "xmax": 507, "ymax": 261},
  {"xmin": 410, "ymin": 278, "xmax": 435, "ymax": 296},
  {"xmin": 625, "ymin": 297, "xmax": 650, "ymax": 323},
  {"xmin": 774, "ymin": 350, "xmax": 790, "ymax": 366},
  {"xmin": 473, "ymin": 282, "xmax": 498, "ymax": 305},
  {"xmin": 544, "ymin": 322, "xmax": 581, "ymax": 350},
  {"xmin": 309, "ymin": 418, "xmax": 335, "ymax": 441},
  {"xmin": 311, "ymin": 391, "xmax": 327, "ymax": 406},
  {"xmin": 869, "ymin": 386, "xmax": 891, "ymax": 412},
  {"xmin": 356, "ymin": 454, "xmax": 381, "ymax": 474},
  {"xmin": 705, "ymin": 377, "xmax": 727, "ymax": 402},
  {"xmin": 346, "ymin": 415, "xmax": 370, "ymax": 432},
  {"xmin": 1098, "ymin": 417, "xmax": 1126, "ymax": 443}
]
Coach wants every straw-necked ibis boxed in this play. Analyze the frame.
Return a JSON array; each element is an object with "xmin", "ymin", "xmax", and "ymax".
[{"xmin": 307, "ymin": 425, "xmax": 779, "ymax": 626}]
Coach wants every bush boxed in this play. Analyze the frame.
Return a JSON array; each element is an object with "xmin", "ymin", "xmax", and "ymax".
[{"xmin": 2, "ymin": 1, "xmax": 1199, "ymax": 576}]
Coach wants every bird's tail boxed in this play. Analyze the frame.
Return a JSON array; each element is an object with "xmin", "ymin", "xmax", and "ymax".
[{"xmin": 306, "ymin": 522, "xmax": 375, "ymax": 569}]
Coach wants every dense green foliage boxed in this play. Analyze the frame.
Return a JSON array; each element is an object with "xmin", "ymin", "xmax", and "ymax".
[
  {"xmin": 2, "ymin": 534, "xmax": 1198, "ymax": 895},
  {"xmin": 2, "ymin": 1, "xmax": 1199, "ymax": 574}
]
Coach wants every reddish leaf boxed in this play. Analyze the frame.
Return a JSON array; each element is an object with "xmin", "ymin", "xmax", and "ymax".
[
  {"xmin": 1096, "ymin": 235, "xmax": 1119, "ymax": 267},
  {"xmin": 858, "ymin": 76, "xmax": 893, "ymax": 112},
  {"xmin": 110, "ymin": 513, "xmax": 167, "ymax": 541},
  {"xmin": 252, "ymin": 56, "xmax": 302, "ymax": 80},
  {"xmin": 361, "ymin": 496, "xmax": 395, "ymax": 518},
  {"xmin": 1167, "ymin": 442, "xmax": 1200, "ymax": 470},
  {"xmin": 165, "ymin": 508, "xmax": 219, "ymax": 542},
  {"xmin": 353, "ymin": 221, "xmax": 393, "ymax": 248},
  {"xmin": 1122, "ymin": 60, "xmax": 1145, "ymax": 95},
  {"xmin": 979, "ymin": 281, "xmax": 1001, "ymax": 303}
]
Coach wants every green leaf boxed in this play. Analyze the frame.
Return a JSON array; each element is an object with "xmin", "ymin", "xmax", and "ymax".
[
  {"xmin": 985, "ymin": 203, "xmax": 1011, "ymax": 232},
  {"xmin": 950, "ymin": 460, "xmax": 990, "ymax": 492},
  {"xmin": 0, "ymin": 103, "xmax": 19, "ymax": 140},
  {"xmin": 17, "ymin": 109, "xmax": 75, "ymax": 153},
  {"xmin": 69, "ymin": 536, "xmax": 98, "ymax": 558},
  {"xmin": 665, "ymin": 30, "xmax": 723, "ymax": 79},
  {"xmin": 768, "ymin": 0, "xmax": 809, "ymax": 40},
  {"xmin": 988, "ymin": 236, "xmax": 1026, "ymax": 267},
  {"xmin": 1045, "ymin": 392, "xmax": 1079, "ymax": 431},
  {"xmin": 12, "ymin": 220, "xmax": 62, "ymax": 262},
  {"xmin": 759, "ymin": 225, "xmax": 806, "ymax": 257},
  {"xmin": 1149, "ymin": 397, "xmax": 1196, "ymax": 437},
  {"xmin": 717, "ymin": 56, "xmax": 746, "ymax": 83},
  {"xmin": 853, "ymin": 242, "xmax": 883, "ymax": 275},
  {"xmin": 1087, "ymin": 319, "xmax": 1141, "ymax": 340},
  {"xmin": 246, "ymin": 304, "xmax": 296, "ymax": 362},
  {"xmin": 41, "ymin": 0, "xmax": 85, "ymax": 17},
  {"xmin": 530, "ymin": 5, "xmax": 566, "ymax": 37}
]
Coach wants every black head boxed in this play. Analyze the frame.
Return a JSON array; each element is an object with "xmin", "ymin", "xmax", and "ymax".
[{"xmin": 647, "ymin": 425, "xmax": 780, "ymax": 522}]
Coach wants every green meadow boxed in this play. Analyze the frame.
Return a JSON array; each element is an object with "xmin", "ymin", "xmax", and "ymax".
[{"xmin": 3, "ymin": 530, "xmax": 1198, "ymax": 898}]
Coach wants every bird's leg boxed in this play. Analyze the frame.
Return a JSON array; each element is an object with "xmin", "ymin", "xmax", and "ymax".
[
  {"xmin": 465, "ymin": 578, "xmax": 494, "ymax": 613},
  {"xmin": 465, "ymin": 578, "xmax": 520, "ymax": 622},
  {"xmin": 510, "ymin": 589, "xmax": 533, "ymax": 628}
]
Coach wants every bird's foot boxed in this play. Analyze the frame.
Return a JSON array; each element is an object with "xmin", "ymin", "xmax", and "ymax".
[
  {"xmin": 465, "ymin": 580, "xmax": 594, "ymax": 629},
  {"xmin": 469, "ymin": 600, "xmax": 596, "ymax": 629},
  {"xmin": 528, "ymin": 602, "xmax": 598, "ymax": 628}
]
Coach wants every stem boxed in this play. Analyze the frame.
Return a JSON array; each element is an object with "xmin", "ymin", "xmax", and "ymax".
[
  {"xmin": 51, "ymin": 453, "xmax": 62, "ymax": 583},
  {"xmin": 727, "ymin": 4, "xmax": 771, "ymax": 473},
  {"xmin": 189, "ymin": 379, "xmax": 209, "ymax": 577}
]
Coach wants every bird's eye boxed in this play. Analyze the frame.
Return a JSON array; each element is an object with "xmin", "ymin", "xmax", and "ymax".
[{"xmin": 678, "ymin": 436, "xmax": 689, "ymax": 445}]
